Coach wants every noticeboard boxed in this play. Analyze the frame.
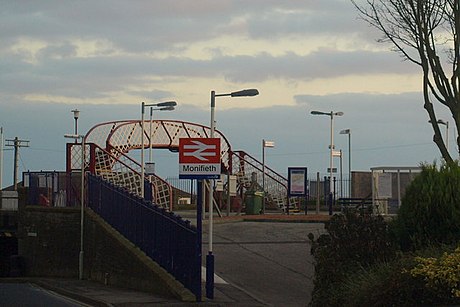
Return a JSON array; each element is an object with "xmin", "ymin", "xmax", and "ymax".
[{"xmin": 288, "ymin": 167, "xmax": 308, "ymax": 197}]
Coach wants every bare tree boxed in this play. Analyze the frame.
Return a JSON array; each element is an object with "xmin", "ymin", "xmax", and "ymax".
[{"xmin": 352, "ymin": 0, "xmax": 459, "ymax": 162}]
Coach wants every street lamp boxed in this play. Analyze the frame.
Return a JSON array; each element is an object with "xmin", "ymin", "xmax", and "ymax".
[
  {"xmin": 148, "ymin": 105, "xmax": 176, "ymax": 174},
  {"xmin": 71, "ymin": 109, "xmax": 80, "ymax": 143},
  {"xmin": 310, "ymin": 110, "xmax": 344, "ymax": 215},
  {"xmin": 340, "ymin": 129, "xmax": 351, "ymax": 197},
  {"xmin": 140, "ymin": 101, "xmax": 177, "ymax": 198},
  {"xmin": 262, "ymin": 139, "xmax": 275, "ymax": 214},
  {"xmin": 437, "ymin": 119, "xmax": 449, "ymax": 151},
  {"xmin": 64, "ymin": 133, "xmax": 85, "ymax": 280},
  {"xmin": 429, "ymin": 119, "xmax": 450, "ymax": 157},
  {"xmin": 207, "ymin": 88, "xmax": 259, "ymax": 298}
]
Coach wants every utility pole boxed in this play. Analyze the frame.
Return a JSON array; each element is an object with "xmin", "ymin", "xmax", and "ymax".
[{"xmin": 5, "ymin": 137, "xmax": 30, "ymax": 190}]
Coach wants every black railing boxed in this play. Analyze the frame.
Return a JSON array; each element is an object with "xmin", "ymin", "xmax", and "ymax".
[{"xmin": 87, "ymin": 174, "xmax": 201, "ymax": 300}]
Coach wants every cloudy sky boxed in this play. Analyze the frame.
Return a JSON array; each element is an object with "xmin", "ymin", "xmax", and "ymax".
[{"xmin": 0, "ymin": 0, "xmax": 453, "ymax": 188}]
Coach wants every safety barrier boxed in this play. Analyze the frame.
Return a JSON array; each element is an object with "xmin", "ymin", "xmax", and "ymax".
[
  {"xmin": 87, "ymin": 174, "xmax": 200, "ymax": 300},
  {"xmin": 66, "ymin": 142, "xmax": 173, "ymax": 210},
  {"xmin": 231, "ymin": 150, "xmax": 294, "ymax": 211}
]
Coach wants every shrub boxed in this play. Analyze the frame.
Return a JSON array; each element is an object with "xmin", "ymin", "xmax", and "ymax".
[
  {"xmin": 409, "ymin": 246, "xmax": 460, "ymax": 303},
  {"xmin": 336, "ymin": 256, "xmax": 442, "ymax": 306},
  {"xmin": 390, "ymin": 163, "xmax": 460, "ymax": 251},
  {"xmin": 309, "ymin": 209, "xmax": 397, "ymax": 306}
]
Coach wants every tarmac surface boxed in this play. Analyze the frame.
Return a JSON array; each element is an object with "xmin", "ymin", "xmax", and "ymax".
[{"xmin": 0, "ymin": 212, "xmax": 332, "ymax": 306}]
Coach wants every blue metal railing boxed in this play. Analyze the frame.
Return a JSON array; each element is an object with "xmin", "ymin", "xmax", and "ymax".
[{"xmin": 87, "ymin": 174, "xmax": 201, "ymax": 300}]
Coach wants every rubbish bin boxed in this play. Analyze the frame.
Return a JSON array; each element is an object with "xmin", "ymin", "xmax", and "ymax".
[{"xmin": 245, "ymin": 191, "xmax": 264, "ymax": 215}]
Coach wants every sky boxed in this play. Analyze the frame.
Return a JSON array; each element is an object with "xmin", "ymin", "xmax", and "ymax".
[{"xmin": 0, "ymin": 0, "xmax": 454, "ymax": 189}]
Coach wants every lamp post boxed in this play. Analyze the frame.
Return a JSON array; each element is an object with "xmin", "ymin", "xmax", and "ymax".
[
  {"xmin": 311, "ymin": 110, "xmax": 344, "ymax": 215},
  {"xmin": 429, "ymin": 119, "xmax": 450, "ymax": 158},
  {"xmin": 437, "ymin": 119, "xmax": 449, "ymax": 152},
  {"xmin": 262, "ymin": 139, "xmax": 275, "ymax": 214},
  {"xmin": 340, "ymin": 129, "xmax": 351, "ymax": 197},
  {"xmin": 140, "ymin": 101, "xmax": 177, "ymax": 198},
  {"xmin": 71, "ymin": 109, "xmax": 80, "ymax": 143},
  {"xmin": 64, "ymin": 133, "xmax": 85, "ymax": 280},
  {"xmin": 207, "ymin": 88, "xmax": 259, "ymax": 298},
  {"xmin": 0, "ymin": 127, "xmax": 3, "ymax": 191},
  {"xmin": 147, "ymin": 105, "xmax": 176, "ymax": 175}
]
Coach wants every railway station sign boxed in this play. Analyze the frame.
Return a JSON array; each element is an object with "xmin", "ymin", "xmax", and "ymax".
[{"xmin": 179, "ymin": 138, "xmax": 221, "ymax": 179}]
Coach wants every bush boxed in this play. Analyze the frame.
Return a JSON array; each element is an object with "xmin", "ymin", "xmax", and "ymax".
[
  {"xmin": 309, "ymin": 209, "xmax": 397, "ymax": 306},
  {"xmin": 336, "ymin": 256, "xmax": 441, "ymax": 306},
  {"xmin": 409, "ymin": 246, "xmax": 460, "ymax": 303},
  {"xmin": 390, "ymin": 163, "xmax": 460, "ymax": 251}
]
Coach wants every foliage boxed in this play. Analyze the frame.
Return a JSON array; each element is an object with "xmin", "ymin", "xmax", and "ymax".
[
  {"xmin": 308, "ymin": 209, "xmax": 397, "ymax": 306},
  {"xmin": 335, "ymin": 257, "xmax": 434, "ymax": 306},
  {"xmin": 316, "ymin": 246, "xmax": 460, "ymax": 306},
  {"xmin": 309, "ymin": 163, "xmax": 460, "ymax": 305},
  {"xmin": 409, "ymin": 246, "xmax": 460, "ymax": 302},
  {"xmin": 390, "ymin": 163, "xmax": 460, "ymax": 250},
  {"xmin": 352, "ymin": 0, "xmax": 459, "ymax": 161}
]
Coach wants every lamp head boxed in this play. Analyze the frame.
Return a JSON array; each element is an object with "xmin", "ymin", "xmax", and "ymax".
[
  {"xmin": 310, "ymin": 110, "xmax": 328, "ymax": 116},
  {"xmin": 230, "ymin": 89, "xmax": 259, "ymax": 97},
  {"xmin": 156, "ymin": 101, "xmax": 177, "ymax": 107},
  {"xmin": 437, "ymin": 119, "xmax": 448, "ymax": 126},
  {"xmin": 64, "ymin": 133, "xmax": 83, "ymax": 140},
  {"xmin": 71, "ymin": 109, "xmax": 80, "ymax": 120}
]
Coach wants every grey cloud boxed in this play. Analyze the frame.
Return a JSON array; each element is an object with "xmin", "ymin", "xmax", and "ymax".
[
  {"xmin": 1, "ymin": 1, "xmax": 369, "ymax": 53},
  {"xmin": 127, "ymin": 89, "xmax": 175, "ymax": 101},
  {"xmin": 245, "ymin": 1, "xmax": 362, "ymax": 39},
  {"xmin": 36, "ymin": 42, "xmax": 77, "ymax": 59},
  {"xmin": 0, "ymin": 48, "xmax": 417, "ymax": 100}
]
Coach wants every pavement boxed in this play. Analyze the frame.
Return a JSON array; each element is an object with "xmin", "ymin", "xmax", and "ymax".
[
  {"xmin": 1, "ymin": 212, "xmax": 332, "ymax": 306},
  {"xmin": 0, "ymin": 276, "xmax": 267, "ymax": 306}
]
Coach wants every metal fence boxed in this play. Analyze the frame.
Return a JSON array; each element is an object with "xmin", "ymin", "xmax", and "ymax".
[
  {"xmin": 87, "ymin": 174, "xmax": 201, "ymax": 300},
  {"xmin": 23, "ymin": 171, "xmax": 69, "ymax": 207}
]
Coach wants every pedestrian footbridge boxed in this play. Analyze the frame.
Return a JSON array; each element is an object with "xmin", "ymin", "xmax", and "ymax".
[
  {"xmin": 67, "ymin": 119, "xmax": 296, "ymax": 212},
  {"xmin": 63, "ymin": 118, "xmax": 302, "ymax": 300}
]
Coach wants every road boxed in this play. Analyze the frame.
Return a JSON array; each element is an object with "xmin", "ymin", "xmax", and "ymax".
[
  {"xmin": 203, "ymin": 221, "xmax": 325, "ymax": 306},
  {"xmin": 0, "ymin": 283, "xmax": 86, "ymax": 307}
]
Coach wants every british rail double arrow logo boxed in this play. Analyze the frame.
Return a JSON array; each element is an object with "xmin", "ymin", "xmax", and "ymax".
[{"xmin": 183, "ymin": 140, "xmax": 218, "ymax": 161}]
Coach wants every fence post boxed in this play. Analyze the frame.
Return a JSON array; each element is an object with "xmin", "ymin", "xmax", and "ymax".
[
  {"xmin": 195, "ymin": 180, "xmax": 203, "ymax": 301},
  {"xmin": 316, "ymin": 172, "xmax": 320, "ymax": 215}
]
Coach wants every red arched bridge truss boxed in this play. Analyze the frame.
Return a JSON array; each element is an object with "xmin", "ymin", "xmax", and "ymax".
[
  {"xmin": 66, "ymin": 119, "xmax": 296, "ymax": 212},
  {"xmin": 85, "ymin": 119, "xmax": 232, "ymax": 170}
]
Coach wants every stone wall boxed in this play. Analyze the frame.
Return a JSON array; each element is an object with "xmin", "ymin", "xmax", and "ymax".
[
  {"xmin": 84, "ymin": 209, "xmax": 192, "ymax": 300},
  {"xmin": 18, "ymin": 206, "xmax": 80, "ymax": 277},
  {"xmin": 18, "ymin": 205, "xmax": 194, "ymax": 301}
]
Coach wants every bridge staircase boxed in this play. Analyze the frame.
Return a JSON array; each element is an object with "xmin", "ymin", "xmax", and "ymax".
[
  {"xmin": 72, "ymin": 119, "xmax": 299, "ymax": 213},
  {"xmin": 67, "ymin": 142, "xmax": 173, "ymax": 210},
  {"xmin": 231, "ymin": 151, "xmax": 299, "ymax": 212}
]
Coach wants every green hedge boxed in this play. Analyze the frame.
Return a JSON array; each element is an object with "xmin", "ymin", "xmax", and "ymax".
[{"xmin": 390, "ymin": 163, "xmax": 460, "ymax": 251}]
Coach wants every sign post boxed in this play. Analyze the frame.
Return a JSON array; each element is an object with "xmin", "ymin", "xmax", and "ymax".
[{"xmin": 179, "ymin": 137, "xmax": 221, "ymax": 300}]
